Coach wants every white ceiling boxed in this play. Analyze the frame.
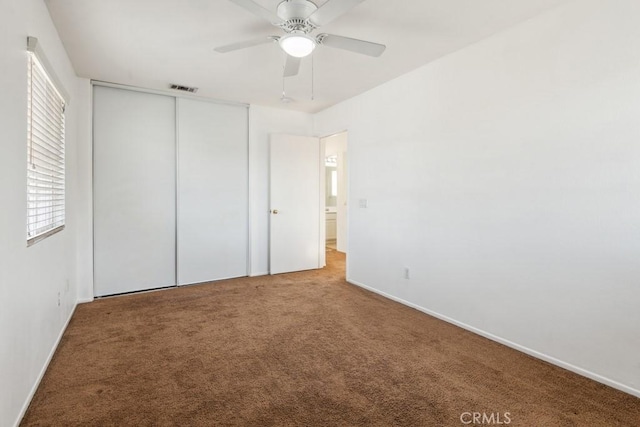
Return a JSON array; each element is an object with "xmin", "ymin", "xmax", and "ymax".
[{"xmin": 45, "ymin": 0, "xmax": 567, "ymax": 113}]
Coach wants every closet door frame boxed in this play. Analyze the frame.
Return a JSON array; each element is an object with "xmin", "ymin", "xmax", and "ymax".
[{"xmin": 91, "ymin": 81, "xmax": 251, "ymax": 297}]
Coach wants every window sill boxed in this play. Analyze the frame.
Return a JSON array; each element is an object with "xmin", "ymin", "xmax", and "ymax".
[{"xmin": 27, "ymin": 225, "xmax": 65, "ymax": 247}]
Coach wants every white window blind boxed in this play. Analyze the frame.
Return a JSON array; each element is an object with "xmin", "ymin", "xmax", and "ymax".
[{"xmin": 27, "ymin": 51, "xmax": 66, "ymax": 244}]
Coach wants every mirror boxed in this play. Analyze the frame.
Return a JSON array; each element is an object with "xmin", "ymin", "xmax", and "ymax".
[
  {"xmin": 325, "ymin": 155, "xmax": 337, "ymax": 208},
  {"xmin": 326, "ymin": 167, "xmax": 337, "ymax": 207}
]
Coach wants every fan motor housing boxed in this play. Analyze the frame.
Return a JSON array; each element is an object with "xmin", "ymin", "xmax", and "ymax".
[{"xmin": 277, "ymin": 0, "xmax": 318, "ymax": 21}]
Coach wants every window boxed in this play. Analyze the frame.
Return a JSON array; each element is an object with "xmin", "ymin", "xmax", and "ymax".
[
  {"xmin": 331, "ymin": 170, "xmax": 338, "ymax": 197},
  {"xmin": 26, "ymin": 37, "xmax": 67, "ymax": 245}
]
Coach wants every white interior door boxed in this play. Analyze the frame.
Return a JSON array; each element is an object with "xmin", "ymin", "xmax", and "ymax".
[
  {"xmin": 270, "ymin": 134, "xmax": 321, "ymax": 274},
  {"xmin": 93, "ymin": 86, "xmax": 176, "ymax": 296},
  {"xmin": 177, "ymin": 98, "xmax": 248, "ymax": 285}
]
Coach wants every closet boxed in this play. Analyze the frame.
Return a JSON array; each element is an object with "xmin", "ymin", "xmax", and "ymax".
[{"xmin": 93, "ymin": 85, "xmax": 248, "ymax": 297}]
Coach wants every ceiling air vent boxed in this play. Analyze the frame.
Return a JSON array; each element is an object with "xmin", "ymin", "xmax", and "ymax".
[{"xmin": 169, "ymin": 84, "xmax": 198, "ymax": 93}]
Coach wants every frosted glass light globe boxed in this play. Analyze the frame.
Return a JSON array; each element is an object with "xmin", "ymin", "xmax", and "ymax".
[{"xmin": 279, "ymin": 34, "xmax": 316, "ymax": 58}]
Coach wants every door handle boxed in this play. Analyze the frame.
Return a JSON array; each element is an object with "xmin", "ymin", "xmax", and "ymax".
[{"xmin": 271, "ymin": 209, "xmax": 279, "ymax": 214}]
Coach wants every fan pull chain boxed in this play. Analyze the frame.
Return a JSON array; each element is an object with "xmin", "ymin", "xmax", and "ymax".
[
  {"xmin": 282, "ymin": 65, "xmax": 287, "ymax": 100},
  {"xmin": 311, "ymin": 52, "xmax": 315, "ymax": 101}
]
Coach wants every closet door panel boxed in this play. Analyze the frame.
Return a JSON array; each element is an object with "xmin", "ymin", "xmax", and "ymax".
[
  {"xmin": 177, "ymin": 99, "xmax": 248, "ymax": 285},
  {"xmin": 93, "ymin": 86, "xmax": 176, "ymax": 296}
]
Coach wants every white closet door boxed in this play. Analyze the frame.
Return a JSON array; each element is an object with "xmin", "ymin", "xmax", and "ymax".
[
  {"xmin": 93, "ymin": 86, "xmax": 176, "ymax": 296},
  {"xmin": 177, "ymin": 99, "xmax": 248, "ymax": 285}
]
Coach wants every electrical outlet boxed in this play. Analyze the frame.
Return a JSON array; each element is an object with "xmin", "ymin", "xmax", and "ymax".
[
  {"xmin": 57, "ymin": 292, "xmax": 61, "ymax": 307},
  {"xmin": 359, "ymin": 198, "xmax": 368, "ymax": 208},
  {"xmin": 404, "ymin": 267, "xmax": 410, "ymax": 280}
]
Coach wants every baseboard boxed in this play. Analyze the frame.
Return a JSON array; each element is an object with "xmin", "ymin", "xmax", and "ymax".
[
  {"xmin": 347, "ymin": 279, "xmax": 640, "ymax": 399},
  {"xmin": 249, "ymin": 271, "xmax": 269, "ymax": 277},
  {"xmin": 77, "ymin": 297, "xmax": 94, "ymax": 304},
  {"xmin": 13, "ymin": 301, "xmax": 78, "ymax": 427}
]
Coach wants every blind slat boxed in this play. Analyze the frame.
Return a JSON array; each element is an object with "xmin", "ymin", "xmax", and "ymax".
[
  {"xmin": 28, "ymin": 153, "xmax": 65, "ymax": 169},
  {"xmin": 31, "ymin": 119, "xmax": 65, "ymax": 147},
  {"xmin": 28, "ymin": 171, "xmax": 65, "ymax": 183},
  {"xmin": 30, "ymin": 215, "xmax": 65, "ymax": 226},
  {"xmin": 29, "ymin": 142, "xmax": 64, "ymax": 163},
  {"xmin": 28, "ymin": 210, "xmax": 65, "ymax": 219},
  {"xmin": 30, "ymin": 75, "xmax": 65, "ymax": 114},
  {"xmin": 31, "ymin": 84, "xmax": 64, "ymax": 117},
  {"xmin": 31, "ymin": 59, "xmax": 65, "ymax": 105},
  {"xmin": 29, "ymin": 101, "xmax": 65, "ymax": 136},
  {"xmin": 32, "ymin": 73, "xmax": 65, "ymax": 106}
]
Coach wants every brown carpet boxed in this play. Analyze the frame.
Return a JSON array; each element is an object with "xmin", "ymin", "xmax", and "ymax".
[{"xmin": 22, "ymin": 251, "xmax": 639, "ymax": 426}]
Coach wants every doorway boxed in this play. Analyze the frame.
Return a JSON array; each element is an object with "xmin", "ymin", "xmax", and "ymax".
[
  {"xmin": 267, "ymin": 131, "xmax": 347, "ymax": 276},
  {"xmin": 321, "ymin": 131, "xmax": 348, "ymax": 269}
]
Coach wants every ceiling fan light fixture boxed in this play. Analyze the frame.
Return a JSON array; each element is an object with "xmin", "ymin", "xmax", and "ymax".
[{"xmin": 279, "ymin": 33, "xmax": 316, "ymax": 58}]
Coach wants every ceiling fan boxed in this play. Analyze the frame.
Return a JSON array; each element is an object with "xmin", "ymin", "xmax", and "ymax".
[{"xmin": 215, "ymin": 0, "xmax": 386, "ymax": 78}]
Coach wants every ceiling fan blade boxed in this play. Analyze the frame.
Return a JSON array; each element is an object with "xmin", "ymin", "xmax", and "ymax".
[
  {"xmin": 283, "ymin": 55, "xmax": 301, "ymax": 77},
  {"xmin": 214, "ymin": 36, "xmax": 278, "ymax": 53},
  {"xmin": 228, "ymin": 0, "xmax": 283, "ymax": 25},
  {"xmin": 307, "ymin": 0, "xmax": 366, "ymax": 27},
  {"xmin": 317, "ymin": 34, "xmax": 386, "ymax": 57}
]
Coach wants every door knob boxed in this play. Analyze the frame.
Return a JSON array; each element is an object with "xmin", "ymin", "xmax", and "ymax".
[{"xmin": 272, "ymin": 209, "xmax": 279, "ymax": 214}]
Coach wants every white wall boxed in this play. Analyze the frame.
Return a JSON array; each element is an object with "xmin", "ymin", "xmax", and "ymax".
[
  {"xmin": 249, "ymin": 105, "xmax": 314, "ymax": 276},
  {"xmin": 74, "ymin": 79, "xmax": 93, "ymax": 303},
  {"xmin": 314, "ymin": 0, "xmax": 640, "ymax": 396},
  {"xmin": 0, "ymin": 1, "xmax": 84, "ymax": 426}
]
